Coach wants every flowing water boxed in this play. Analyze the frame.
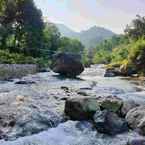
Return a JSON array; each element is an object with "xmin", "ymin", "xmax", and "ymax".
[{"xmin": 0, "ymin": 65, "xmax": 145, "ymax": 145}]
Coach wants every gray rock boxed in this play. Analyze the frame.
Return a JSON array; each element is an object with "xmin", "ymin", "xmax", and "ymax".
[
  {"xmin": 104, "ymin": 68, "xmax": 122, "ymax": 77},
  {"xmin": 94, "ymin": 110, "xmax": 128, "ymax": 135},
  {"xmin": 65, "ymin": 97, "xmax": 100, "ymax": 120},
  {"xmin": 15, "ymin": 80, "xmax": 36, "ymax": 85},
  {"xmin": 121, "ymin": 100, "xmax": 139, "ymax": 117},
  {"xmin": 126, "ymin": 106, "xmax": 145, "ymax": 135}
]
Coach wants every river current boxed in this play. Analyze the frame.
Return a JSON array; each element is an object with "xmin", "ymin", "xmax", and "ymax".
[{"xmin": 0, "ymin": 65, "xmax": 145, "ymax": 145}]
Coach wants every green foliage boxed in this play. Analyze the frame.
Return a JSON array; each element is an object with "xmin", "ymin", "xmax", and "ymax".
[
  {"xmin": 82, "ymin": 49, "xmax": 90, "ymax": 67},
  {"xmin": 58, "ymin": 37, "xmax": 84, "ymax": 54},
  {"xmin": 0, "ymin": 49, "xmax": 36, "ymax": 64},
  {"xmin": 128, "ymin": 38, "xmax": 145, "ymax": 73},
  {"xmin": 0, "ymin": 0, "xmax": 44, "ymax": 57},
  {"xmin": 111, "ymin": 45, "xmax": 129, "ymax": 63},
  {"xmin": 93, "ymin": 50, "xmax": 112, "ymax": 64},
  {"xmin": 42, "ymin": 23, "xmax": 60, "ymax": 56},
  {"xmin": 36, "ymin": 57, "xmax": 51, "ymax": 69},
  {"xmin": 125, "ymin": 15, "xmax": 145, "ymax": 40},
  {"xmin": 103, "ymin": 15, "xmax": 145, "ymax": 75},
  {"xmin": 92, "ymin": 35, "xmax": 129, "ymax": 64}
]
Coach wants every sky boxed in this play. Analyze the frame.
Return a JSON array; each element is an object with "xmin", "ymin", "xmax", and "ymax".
[{"xmin": 34, "ymin": 0, "xmax": 145, "ymax": 34}]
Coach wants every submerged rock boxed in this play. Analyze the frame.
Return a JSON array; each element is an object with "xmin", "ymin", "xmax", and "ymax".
[
  {"xmin": 65, "ymin": 97, "xmax": 100, "ymax": 120},
  {"xmin": 51, "ymin": 53, "xmax": 84, "ymax": 77},
  {"xmin": 94, "ymin": 110, "xmax": 128, "ymax": 135},
  {"xmin": 126, "ymin": 106, "xmax": 145, "ymax": 135},
  {"xmin": 15, "ymin": 80, "xmax": 36, "ymax": 85}
]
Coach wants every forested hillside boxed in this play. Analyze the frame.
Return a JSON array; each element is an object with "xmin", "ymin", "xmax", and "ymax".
[
  {"xmin": 56, "ymin": 24, "xmax": 115, "ymax": 48},
  {"xmin": 92, "ymin": 15, "xmax": 145, "ymax": 75}
]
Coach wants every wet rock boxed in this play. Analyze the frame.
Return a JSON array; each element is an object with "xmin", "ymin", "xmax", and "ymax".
[
  {"xmin": 51, "ymin": 52, "xmax": 84, "ymax": 77},
  {"xmin": 126, "ymin": 106, "xmax": 145, "ymax": 135},
  {"xmin": 0, "ymin": 130, "xmax": 6, "ymax": 139},
  {"xmin": 65, "ymin": 97, "xmax": 100, "ymax": 120},
  {"xmin": 61, "ymin": 86, "xmax": 70, "ymax": 93},
  {"xmin": 105, "ymin": 65, "xmax": 137, "ymax": 77},
  {"xmin": 98, "ymin": 96, "xmax": 123, "ymax": 113},
  {"xmin": 60, "ymin": 97, "xmax": 67, "ymax": 101},
  {"xmin": 94, "ymin": 110, "xmax": 128, "ymax": 135},
  {"xmin": 104, "ymin": 68, "xmax": 122, "ymax": 77},
  {"xmin": 7, "ymin": 111, "xmax": 62, "ymax": 140},
  {"xmin": 121, "ymin": 100, "xmax": 139, "ymax": 117},
  {"xmin": 120, "ymin": 64, "xmax": 137, "ymax": 76},
  {"xmin": 15, "ymin": 80, "xmax": 36, "ymax": 85},
  {"xmin": 127, "ymin": 139, "xmax": 145, "ymax": 145},
  {"xmin": 39, "ymin": 68, "xmax": 50, "ymax": 72},
  {"xmin": 77, "ymin": 91, "xmax": 89, "ymax": 96},
  {"xmin": 61, "ymin": 86, "xmax": 69, "ymax": 91}
]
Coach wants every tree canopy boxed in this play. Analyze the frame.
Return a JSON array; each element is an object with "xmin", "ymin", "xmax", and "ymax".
[{"xmin": 0, "ymin": 0, "xmax": 44, "ymax": 57}]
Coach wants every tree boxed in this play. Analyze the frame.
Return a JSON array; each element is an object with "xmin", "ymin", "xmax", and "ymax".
[
  {"xmin": 59, "ymin": 37, "xmax": 84, "ymax": 54},
  {"xmin": 125, "ymin": 15, "xmax": 145, "ymax": 40},
  {"xmin": 128, "ymin": 38, "xmax": 145, "ymax": 73},
  {"xmin": 0, "ymin": 0, "xmax": 44, "ymax": 57},
  {"xmin": 42, "ymin": 22, "xmax": 60, "ymax": 56}
]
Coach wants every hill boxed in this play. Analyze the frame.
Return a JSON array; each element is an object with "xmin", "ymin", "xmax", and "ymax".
[{"xmin": 56, "ymin": 24, "xmax": 116, "ymax": 48}]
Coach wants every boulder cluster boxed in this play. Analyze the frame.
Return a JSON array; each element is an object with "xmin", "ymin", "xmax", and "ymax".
[{"xmin": 64, "ymin": 96, "xmax": 145, "ymax": 143}]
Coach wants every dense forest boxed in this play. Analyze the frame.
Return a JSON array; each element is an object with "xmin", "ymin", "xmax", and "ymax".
[
  {"xmin": 0, "ymin": 0, "xmax": 85, "ymax": 67},
  {"xmin": 0, "ymin": 0, "xmax": 145, "ymax": 75}
]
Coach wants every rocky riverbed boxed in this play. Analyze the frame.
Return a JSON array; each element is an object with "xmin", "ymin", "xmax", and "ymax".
[{"xmin": 0, "ymin": 65, "xmax": 145, "ymax": 145}]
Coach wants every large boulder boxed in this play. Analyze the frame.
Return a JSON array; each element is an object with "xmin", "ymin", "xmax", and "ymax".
[
  {"xmin": 126, "ymin": 106, "xmax": 145, "ymax": 135},
  {"xmin": 94, "ymin": 110, "xmax": 128, "ymax": 135},
  {"xmin": 51, "ymin": 53, "xmax": 84, "ymax": 77},
  {"xmin": 98, "ymin": 96, "xmax": 123, "ymax": 113},
  {"xmin": 65, "ymin": 97, "xmax": 100, "ymax": 120}
]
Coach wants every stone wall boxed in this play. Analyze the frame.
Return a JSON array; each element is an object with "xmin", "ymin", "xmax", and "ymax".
[{"xmin": 0, "ymin": 64, "xmax": 38, "ymax": 80}]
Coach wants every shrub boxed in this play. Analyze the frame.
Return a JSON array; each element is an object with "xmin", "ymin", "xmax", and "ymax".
[{"xmin": 128, "ymin": 38, "xmax": 145, "ymax": 74}]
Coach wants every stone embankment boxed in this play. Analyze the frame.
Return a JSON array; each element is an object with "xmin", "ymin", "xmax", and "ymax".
[{"xmin": 0, "ymin": 64, "xmax": 37, "ymax": 80}]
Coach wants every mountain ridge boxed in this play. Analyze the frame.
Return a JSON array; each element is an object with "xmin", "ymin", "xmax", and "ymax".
[{"xmin": 56, "ymin": 24, "xmax": 116, "ymax": 48}]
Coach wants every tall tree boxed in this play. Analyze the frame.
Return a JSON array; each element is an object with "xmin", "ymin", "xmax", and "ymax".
[
  {"xmin": 125, "ymin": 15, "xmax": 145, "ymax": 40},
  {"xmin": 0, "ymin": 0, "xmax": 44, "ymax": 57}
]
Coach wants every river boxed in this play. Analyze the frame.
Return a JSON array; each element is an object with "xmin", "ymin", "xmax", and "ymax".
[{"xmin": 0, "ymin": 65, "xmax": 145, "ymax": 145}]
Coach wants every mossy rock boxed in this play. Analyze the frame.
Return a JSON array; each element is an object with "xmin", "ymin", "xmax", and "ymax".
[
  {"xmin": 98, "ymin": 96, "xmax": 123, "ymax": 113},
  {"xmin": 65, "ymin": 97, "xmax": 100, "ymax": 120}
]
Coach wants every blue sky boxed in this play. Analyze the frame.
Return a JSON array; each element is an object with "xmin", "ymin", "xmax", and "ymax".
[{"xmin": 34, "ymin": 0, "xmax": 145, "ymax": 34}]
